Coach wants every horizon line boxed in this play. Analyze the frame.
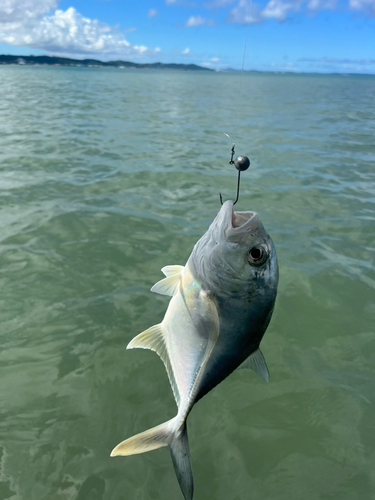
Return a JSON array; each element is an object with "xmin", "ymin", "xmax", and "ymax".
[{"xmin": 0, "ymin": 54, "xmax": 374, "ymax": 76}]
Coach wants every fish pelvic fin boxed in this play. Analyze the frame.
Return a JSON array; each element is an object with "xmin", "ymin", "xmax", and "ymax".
[
  {"xmin": 170, "ymin": 422, "xmax": 194, "ymax": 500},
  {"xmin": 236, "ymin": 348, "xmax": 269, "ymax": 383},
  {"xmin": 127, "ymin": 324, "xmax": 180, "ymax": 406},
  {"xmin": 111, "ymin": 417, "xmax": 194, "ymax": 500}
]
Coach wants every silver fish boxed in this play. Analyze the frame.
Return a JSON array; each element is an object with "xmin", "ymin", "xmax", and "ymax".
[{"xmin": 111, "ymin": 200, "xmax": 278, "ymax": 500}]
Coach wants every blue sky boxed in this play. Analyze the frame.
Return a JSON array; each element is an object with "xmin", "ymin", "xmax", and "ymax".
[{"xmin": 0, "ymin": 0, "xmax": 374, "ymax": 73}]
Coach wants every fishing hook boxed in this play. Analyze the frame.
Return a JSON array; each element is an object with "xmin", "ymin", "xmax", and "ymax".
[{"xmin": 219, "ymin": 150, "xmax": 250, "ymax": 206}]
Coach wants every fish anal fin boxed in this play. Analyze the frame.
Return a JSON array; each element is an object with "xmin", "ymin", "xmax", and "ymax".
[
  {"xmin": 127, "ymin": 324, "xmax": 180, "ymax": 405},
  {"xmin": 151, "ymin": 274, "xmax": 181, "ymax": 296},
  {"xmin": 162, "ymin": 265, "xmax": 184, "ymax": 278},
  {"xmin": 237, "ymin": 348, "xmax": 269, "ymax": 383},
  {"xmin": 127, "ymin": 324, "xmax": 165, "ymax": 352}
]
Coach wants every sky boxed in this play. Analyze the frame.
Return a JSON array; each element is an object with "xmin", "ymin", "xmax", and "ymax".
[{"xmin": 0, "ymin": 0, "xmax": 374, "ymax": 73}]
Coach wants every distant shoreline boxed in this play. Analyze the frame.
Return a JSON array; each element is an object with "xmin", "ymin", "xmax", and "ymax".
[
  {"xmin": 0, "ymin": 54, "xmax": 213, "ymax": 71},
  {"xmin": 1, "ymin": 55, "xmax": 374, "ymax": 76}
]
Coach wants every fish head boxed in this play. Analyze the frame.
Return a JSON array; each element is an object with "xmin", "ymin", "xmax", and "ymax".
[{"xmin": 190, "ymin": 200, "xmax": 278, "ymax": 297}]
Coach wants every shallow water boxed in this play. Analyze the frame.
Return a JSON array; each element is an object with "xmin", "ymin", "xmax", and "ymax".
[{"xmin": 0, "ymin": 66, "xmax": 374, "ymax": 500}]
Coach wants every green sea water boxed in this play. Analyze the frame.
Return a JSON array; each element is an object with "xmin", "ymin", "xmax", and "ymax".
[{"xmin": 0, "ymin": 65, "xmax": 374, "ymax": 500}]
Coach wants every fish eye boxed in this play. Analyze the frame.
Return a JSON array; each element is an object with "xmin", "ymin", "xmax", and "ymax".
[{"xmin": 248, "ymin": 245, "xmax": 268, "ymax": 266}]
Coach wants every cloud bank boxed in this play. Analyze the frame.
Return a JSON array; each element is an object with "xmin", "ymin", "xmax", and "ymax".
[
  {"xmin": 207, "ymin": 0, "xmax": 374, "ymax": 23},
  {"xmin": 1, "ymin": 0, "xmax": 374, "ymax": 67},
  {"xmin": 0, "ymin": 0, "xmax": 57, "ymax": 22},
  {"xmin": 0, "ymin": 0, "xmax": 160, "ymax": 58}
]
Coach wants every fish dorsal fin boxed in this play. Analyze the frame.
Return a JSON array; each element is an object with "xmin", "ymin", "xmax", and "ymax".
[
  {"xmin": 127, "ymin": 324, "xmax": 180, "ymax": 406},
  {"xmin": 237, "ymin": 348, "xmax": 269, "ymax": 383},
  {"xmin": 161, "ymin": 265, "xmax": 184, "ymax": 278},
  {"xmin": 151, "ymin": 274, "xmax": 181, "ymax": 297}
]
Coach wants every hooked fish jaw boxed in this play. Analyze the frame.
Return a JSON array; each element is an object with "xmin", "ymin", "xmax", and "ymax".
[{"xmin": 189, "ymin": 200, "xmax": 277, "ymax": 297}]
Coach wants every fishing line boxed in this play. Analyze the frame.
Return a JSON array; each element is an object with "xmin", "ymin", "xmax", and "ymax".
[{"xmin": 220, "ymin": 1, "xmax": 252, "ymax": 205}]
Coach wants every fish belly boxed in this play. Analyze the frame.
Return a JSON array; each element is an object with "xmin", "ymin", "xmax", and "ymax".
[{"xmin": 162, "ymin": 284, "xmax": 220, "ymax": 410}]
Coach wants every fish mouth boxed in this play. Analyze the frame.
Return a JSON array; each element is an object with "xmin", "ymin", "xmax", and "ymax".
[
  {"xmin": 223, "ymin": 200, "xmax": 258, "ymax": 232},
  {"xmin": 232, "ymin": 209, "xmax": 256, "ymax": 228}
]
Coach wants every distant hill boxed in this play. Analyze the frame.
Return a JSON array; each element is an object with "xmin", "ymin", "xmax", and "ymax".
[{"xmin": 0, "ymin": 54, "xmax": 213, "ymax": 71}]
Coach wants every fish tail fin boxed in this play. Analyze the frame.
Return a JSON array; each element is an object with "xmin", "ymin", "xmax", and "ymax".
[
  {"xmin": 170, "ymin": 421, "xmax": 194, "ymax": 500},
  {"xmin": 110, "ymin": 418, "xmax": 175, "ymax": 457},
  {"xmin": 111, "ymin": 417, "xmax": 193, "ymax": 500}
]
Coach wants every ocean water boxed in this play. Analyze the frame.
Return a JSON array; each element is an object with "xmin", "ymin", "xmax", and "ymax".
[{"xmin": 0, "ymin": 65, "xmax": 374, "ymax": 500}]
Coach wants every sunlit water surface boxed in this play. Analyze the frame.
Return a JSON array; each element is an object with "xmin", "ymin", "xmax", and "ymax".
[{"xmin": 0, "ymin": 66, "xmax": 374, "ymax": 500}]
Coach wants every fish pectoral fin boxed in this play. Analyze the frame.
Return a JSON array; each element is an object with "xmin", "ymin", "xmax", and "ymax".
[
  {"xmin": 236, "ymin": 348, "xmax": 269, "ymax": 383},
  {"xmin": 151, "ymin": 274, "xmax": 181, "ymax": 296},
  {"xmin": 161, "ymin": 265, "xmax": 184, "ymax": 277},
  {"xmin": 127, "ymin": 324, "xmax": 180, "ymax": 406}
]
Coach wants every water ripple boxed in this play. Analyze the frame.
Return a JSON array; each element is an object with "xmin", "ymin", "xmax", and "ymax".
[{"xmin": 0, "ymin": 66, "xmax": 374, "ymax": 500}]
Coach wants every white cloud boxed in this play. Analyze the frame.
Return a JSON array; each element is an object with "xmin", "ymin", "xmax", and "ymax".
[
  {"xmin": 306, "ymin": 0, "xmax": 337, "ymax": 9},
  {"xmin": 182, "ymin": 47, "xmax": 191, "ymax": 54},
  {"xmin": 261, "ymin": 0, "xmax": 302, "ymax": 21},
  {"xmin": 226, "ymin": 0, "xmax": 341, "ymax": 23},
  {"xmin": 227, "ymin": 0, "xmax": 262, "ymax": 22},
  {"xmin": 226, "ymin": 0, "xmax": 365, "ymax": 24},
  {"xmin": 0, "ymin": 0, "xmax": 57, "ymax": 22},
  {"xmin": 0, "ymin": 1, "xmax": 161, "ymax": 59},
  {"xmin": 185, "ymin": 15, "xmax": 215, "ymax": 26},
  {"xmin": 210, "ymin": 0, "xmax": 338, "ymax": 16},
  {"xmin": 147, "ymin": 8, "xmax": 157, "ymax": 18},
  {"xmin": 349, "ymin": 0, "xmax": 375, "ymax": 13}
]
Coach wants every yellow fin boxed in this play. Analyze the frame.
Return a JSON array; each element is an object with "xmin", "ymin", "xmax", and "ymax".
[
  {"xmin": 151, "ymin": 274, "xmax": 181, "ymax": 296},
  {"xmin": 161, "ymin": 265, "xmax": 184, "ymax": 277},
  {"xmin": 127, "ymin": 324, "xmax": 180, "ymax": 405},
  {"xmin": 110, "ymin": 419, "xmax": 173, "ymax": 457}
]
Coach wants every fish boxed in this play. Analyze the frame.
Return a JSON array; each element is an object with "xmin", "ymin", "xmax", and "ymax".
[{"xmin": 110, "ymin": 200, "xmax": 279, "ymax": 500}]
